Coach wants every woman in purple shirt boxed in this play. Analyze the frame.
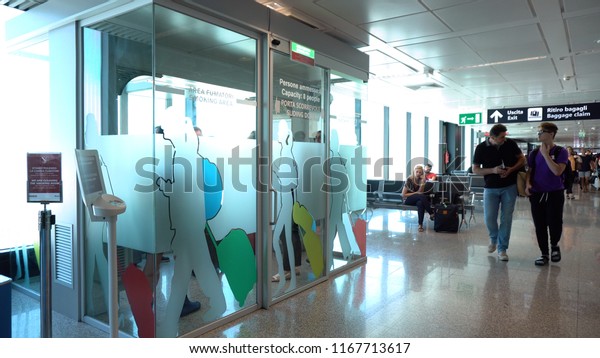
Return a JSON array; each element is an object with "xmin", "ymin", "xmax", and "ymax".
[{"xmin": 525, "ymin": 122, "xmax": 568, "ymax": 266}]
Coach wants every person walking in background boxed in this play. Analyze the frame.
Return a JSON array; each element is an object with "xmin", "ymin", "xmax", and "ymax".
[
  {"xmin": 579, "ymin": 149, "xmax": 594, "ymax": 193},
  {"xmin": 590, "ymin": 152, "xmax": 600, "ymax": 191},
  {"xmin": 565, "ymin": 146, "xmax": 578, "ymax": 199},
  {"xmin": 314, "ymin": 130, "xmax": 322, "ymax": 143},
  {"xmin": 402, "ymin": 164, "xmax": 435, "ymax": 233},
  {"xmin": 525, "ymin": 122, "xmax": 568, "ymax": 266},
  {"xmin": 472, "ymin": 124, "xmax": 526, "ymax": 261},
  {"xmin": 424, "ymin": 163, "xmax": 438, "ymax": 181}
]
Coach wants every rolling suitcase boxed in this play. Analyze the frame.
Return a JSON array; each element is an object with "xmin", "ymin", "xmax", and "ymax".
[{"xmin": 434, "ymin": 204, "xmax": 459, "ymax": 233}]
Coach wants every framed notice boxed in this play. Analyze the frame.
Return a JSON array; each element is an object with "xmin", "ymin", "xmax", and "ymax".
[{"xmin": 27, "ymin": 153, "xmax": 63, "ymax": 203}]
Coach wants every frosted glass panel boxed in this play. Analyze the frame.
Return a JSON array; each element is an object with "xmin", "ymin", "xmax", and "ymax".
[
  {"xmin": 340, "ymin": 145, "xmax": 367, "ymax": 212},
  {"xmin": 286, "ymin": 141, "xmax": 327, "ymax": 221},
  {"xmin": 82, "ymin": 4, "xmax": 258, "ymax": 337},
  {"xmin": 270, "ymin": 52, "xmax": 325, "ymax": 298},
  {"xmin": 82, "ymin": 116, "xmax": 161, "ymax": 252},
  {"xmin": 200, "ymin": 137, "xmax": 257, "ymax": 240},
  {"xmin": 329, "ymin": 73, "xmax": 367, "ymax": 271}
]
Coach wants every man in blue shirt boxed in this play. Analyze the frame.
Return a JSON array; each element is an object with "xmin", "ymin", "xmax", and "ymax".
[
  {"xmin": 472, "ymin": 124, "xmax": 526, "ymax": 261},
  {"xmin": 525, "ymin": 122, "xmax": 568, "ymax": 266}
]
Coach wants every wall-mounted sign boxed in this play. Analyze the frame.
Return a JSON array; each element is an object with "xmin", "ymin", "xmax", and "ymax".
[
  {"xmin": 290, "ymin": 41, "xmax": 315, "ymax": 66},
  {"xmin": 274, "ymin": 75, "xmax": 322, "ymax": 120},
  {"xmin": 459, "ymin": 112, "xmax": 482, "ymax": 125},
  {"xmin": 487, "ymin": 102, "xmax": 600, "ymax": 124},
  {"xmin": 27, "ymin": 153, "xmax": 62, "ymax": 203}
]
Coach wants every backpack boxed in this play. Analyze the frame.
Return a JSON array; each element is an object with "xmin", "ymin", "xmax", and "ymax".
[{"xmin": 529, "ymin": 145, "xmax": 570, "ymax": 184}]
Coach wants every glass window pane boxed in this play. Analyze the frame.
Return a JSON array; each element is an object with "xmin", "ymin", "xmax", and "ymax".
[
  {"xmin": 363, "ymin": 102, "xmax": 384, "ymax": 180},
  {"xmin": 0, "ymin": 38, "xmax": 49, "ymax": 294}
]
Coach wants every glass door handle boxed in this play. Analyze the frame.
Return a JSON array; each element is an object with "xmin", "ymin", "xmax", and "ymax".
[{"xmin": 269, "ymin": 188, "xmax": 278, "ymax": 226}]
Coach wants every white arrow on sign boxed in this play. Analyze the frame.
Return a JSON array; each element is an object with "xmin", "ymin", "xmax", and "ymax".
[{"xmin": 490, "ymin": 110, "xmax": 503, "ymax": 123}]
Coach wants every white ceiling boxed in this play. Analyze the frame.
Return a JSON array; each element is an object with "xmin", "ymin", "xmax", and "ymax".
[{"xmin": 257, "ymin": 0, "xmax": 600, "ymax": 148}]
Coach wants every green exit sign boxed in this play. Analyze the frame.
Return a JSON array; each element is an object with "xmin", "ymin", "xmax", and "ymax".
[
  {"xmin": 291, "ymin": 41, "xmax": 315, "ymax": 66},
  {"xmin": 459, "ymin": 112, "xmax": 482, "ymax": 125}
]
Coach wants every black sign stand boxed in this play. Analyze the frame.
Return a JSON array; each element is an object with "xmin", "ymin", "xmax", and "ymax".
[
  {"xmin": 27, "ymin": 153, "xmax": 62, "ymax": 338},
  {"xmin": 38, "ymin": 203, "xmax": 55, "ymax": 338}
]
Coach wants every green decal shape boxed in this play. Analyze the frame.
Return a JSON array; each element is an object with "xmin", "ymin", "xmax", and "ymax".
[
  {"xmin": 292, "ymin": 202, "xmax": 323, "ymax": 277},
  {"xmin": 209, "ymin": 226, "xmax": 256, "ymax": 306},
  {"xmin": 34, "ymin": 241, "xmax": 40, "ymax": 267}
]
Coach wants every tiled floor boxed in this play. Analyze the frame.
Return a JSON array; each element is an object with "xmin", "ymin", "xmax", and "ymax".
[
  {"xmin": 10, "ymin": 189, "xmax": 600, "ymax": 338},
  {"xmin": 10, "ymin": 288, "xmax": 105, "ymax": 338},
  {"xmin": 198, "ymin": 190, "xmax": 600, "ymax": 338}
]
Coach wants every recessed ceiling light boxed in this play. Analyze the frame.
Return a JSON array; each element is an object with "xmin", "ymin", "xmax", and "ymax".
[
  {"xmin": 445, "ymin": 55, "xmax": 547, "ymax": 71},
  {"xmin": 255, "ymin": 0, "xmax": 287, "ymax": 12}
]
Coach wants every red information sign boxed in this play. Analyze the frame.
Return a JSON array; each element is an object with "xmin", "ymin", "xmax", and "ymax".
[
  {"xmin": 290, "ymin": 42, "xmax": 315, "ymax": 66},
  {"xmin": 27, "ymin": 153, "xmax": 63, "ymax": 203},
  {"xmin": 291, "ymin": 51, "xmax": 315, "ymax": 66}
]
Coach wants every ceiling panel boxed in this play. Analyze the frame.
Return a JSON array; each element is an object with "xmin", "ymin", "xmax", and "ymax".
[
  {"xmin": 563, "ymin": 0, "xmax": 600, "ymax": 12},
  {"xmin": 461, "ymin": 25, "xmax": 549, "ymax": 64},
  {"xmin": 419, "ymin": 52, "xmax": 484, "ymax": 71},
  {"xmin": 364, "ymin": 50, "xmax": 397, "ymax": 66},
  {"xmin": 433, "ymin": 0, "xmax": 534, "ymax": 32},
  {"xmin": 428, "ymin": 88, "xmax": 477, "ymax": 102},
  {"xmin": 462, "ymin": 82, "xmax": 520, "ymax": 97},
  {"xmin": 509, "ymin": 78, "xmax": 563, "ymax": 95},
  {"xmin": 492, "ymin": 58, "xmax": 556, "ymax": 79},
  {"xmin": 316, "ymin": 0, "xmax": 426, "ymax": 25},
  {"xmin": 576, "ymin": 74, "xmax": 600, "ymax": 92},
  {"xmin": 566, "ymin": 13, "xmax": 600, "ymax": 53},
  {"xmin": 370, "ymin": 61, "xmax": 418, "ymax": 78},
  {"xmin": 476, "ymin": 43, "xmax": 548, "ymax": 63},
  {"xmin": 420, "ymin": 0, "xmax": 477, "ymax": 11},
  {"xmin": 574, "ymin": 52, "xmax": 600, "ymax": 75},
  {"xmin": 441, "ymin": 66, "xmax": 505, "ymax": 85},
  {"xmin": 360, "ymin": 12, "xmax": 451, "ymax": 42},
  {"xmin": 461, "ymin": 25, "xmax": 542, "ymax": 53},
  {"xmin": 397, "ymin": 38, "xmax": 472, "ymax": 59}
]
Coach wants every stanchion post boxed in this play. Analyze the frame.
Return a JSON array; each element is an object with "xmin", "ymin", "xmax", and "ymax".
[
  {"xmin": 39, "ymin": 205, "xmax": 55, "ymax": 338},
  {"xmin": 106, "ymin": 215, "xmax": 119, "ymax": 338}
]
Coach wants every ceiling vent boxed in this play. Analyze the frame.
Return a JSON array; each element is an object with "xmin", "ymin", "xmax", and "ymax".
[
  {"xmin": 288, "ymin": 14, "xmax": 320, "ymax": 29},
  {"xmin": 285, "ymin": 8, "xmax": 329, "ymax": 31},
  {"xmin": 1, "ymin": 0, "xmax": 47, "ymax": 11},
  {"xmin": 256, "ymin": 1, "xmax": 327, "ymax": 31}
]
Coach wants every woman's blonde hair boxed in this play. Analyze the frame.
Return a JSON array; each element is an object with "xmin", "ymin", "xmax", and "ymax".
[{"xmin": 413, "ymin": 164, "xmax": 424, "ymax": 176}]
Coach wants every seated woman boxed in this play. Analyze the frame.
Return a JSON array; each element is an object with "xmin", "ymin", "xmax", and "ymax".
[{"xmin": 402, "ymin": 164, "xmax": 435, "ymax": 232}]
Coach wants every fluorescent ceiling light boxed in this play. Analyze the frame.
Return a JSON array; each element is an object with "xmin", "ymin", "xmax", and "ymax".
[
  {"xmin": 255, "ymin": 0, "xmax": 288, "ymax": 13},
  {"xmin": 442, "ymin": 56, "xmax": 547, "ymax": 72}
]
